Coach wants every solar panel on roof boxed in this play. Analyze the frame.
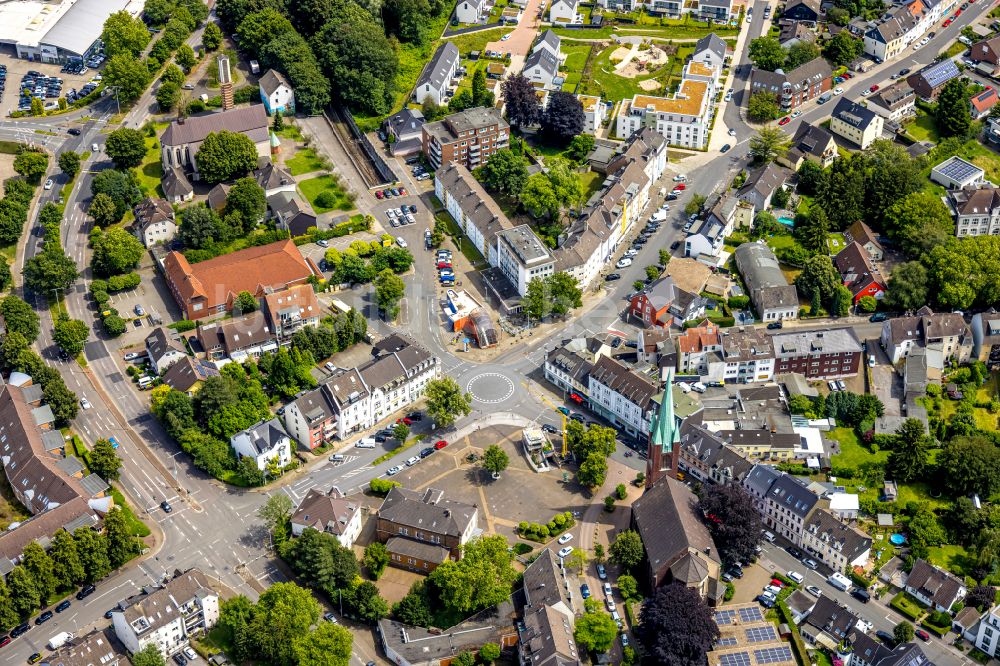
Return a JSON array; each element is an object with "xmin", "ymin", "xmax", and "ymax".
[
  {"xmin": 717, "ymin": 636, "xmax": 739, "ymax": 646},
  {"xmin": 716, "ymin": 609, "xmax": 738, "ymax": 625},
  {"xmin": 939, "ymin": 158, "xmax": 981, "ymax": 183},
  {"xmin": 739, "ymin": 606, "xmax": 764, "ymax": 622},
  {"xmin": 754, "ymin": 646, "xmax": 793, "ymax": 664},
  {"xmin": 746, "ymin": 626, "xmax": 778, "ymax": 643},
  {"xmin": 720, "ymin": 652, "xmax": 752, "ymax": 666}
]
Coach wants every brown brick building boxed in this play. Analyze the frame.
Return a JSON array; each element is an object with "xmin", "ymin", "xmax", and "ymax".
[
  {"xmin": 422, "ymin": 107, "xmax": 510, "ymax": 171},
  {"xmin": 376, "ymin": 487, "xmax": 479, "ymax": 573},
  {"xmin": 772, "ymin": 328, "xmax": 863, "ymax": 379}
]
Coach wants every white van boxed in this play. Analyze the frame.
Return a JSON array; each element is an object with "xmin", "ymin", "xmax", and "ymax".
[
  {"xmin": 691, "ymin": 382, "xmax": 707, "ymax": 393},
  {"xmin": 787, "ymin": 571, "xmax": 805, "ymax": 585},
  {"xmin": 678, "ymin": 382, "xmax": 692, "ymax": 393},
  {"xmin": 762, "ymin": 530, "xmax": 775, "ymax": 543},
  {"xmin": 355, "ymin": 437, "xmax": 376, "ymax": 448},
  {"xmin": 137, "ymin": 376, "xmax": 155, "ymax": 389},
  {"xmin": 827, "ymin": 572, "xmax": 851, "ymax": 592}
]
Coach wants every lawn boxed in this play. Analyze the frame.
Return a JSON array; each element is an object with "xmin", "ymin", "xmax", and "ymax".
[
  {"xmin": 562, "ymin": 44, "xmax": 593, "ymax": 72},
  {"xmin": 553, "ymin": 13, "xmax": 738, "ymax": 39},
  {"xmin": 576, "ymin": 44, "xmax": 693, "ymax": 102},
  {"xmin": 285, "ymin": 147, "xmax": 326, "ymax": 176},
  {"xmin": 907, "ymin": 110, "xmax": 940, "ymax": 144},
  {"xmin": 579, "ymin": 170, "xmax": 604, "ymax": 200},
  {"xmin": 298, "ymin": 175, "xmax": 356, "ymax": 213},
  {"xmin": 443, "ymin": 27, "xmax": 513, "ymax": 55},
  {"xmin": 136, "ymin": 122, "xmax": 169, "ymax": 198},
  {"xmin": 827, "ymin": 232, "xmax": 846, "ymax": 255},
  {"xmin": 110, "ymin": 488, "xmax": 152, "ymax": 538},
  {"xmin": 829, "ymin": 427, "xmax": 889, "ymax": 467},
  {"xmin": 927, "ymin": 544, "xmax": 973, "ymax": 576},
  {"xmin": 891, "ymin": 591, "xmax": 927, "ymax": 620}
]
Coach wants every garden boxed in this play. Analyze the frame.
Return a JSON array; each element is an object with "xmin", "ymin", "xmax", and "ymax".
[
  {"xmin": 298, "ymin": 174, "xmax": 356, "ymax": 213},
  {"xmin": 574, "ymin": 42, "xmax": 694, "ymax": 101}
]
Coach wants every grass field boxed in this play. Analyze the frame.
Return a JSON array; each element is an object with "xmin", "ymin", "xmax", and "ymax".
[
  {"xmin": 576, "ymin": 44, "xmax": 693, "ymax": 102},
  {"xmin": 553, "ymin": 13, "xmax": 737, "ymax": 40},
  {"xmin": 579, "ymin": 170, "xmax": 604, "ymax": 199},
  {"xmin": 298, "ymin": 175, "xmax": 355, "ymax": 213},
  {"xmin": 927, "ymin": 544, "xmax": 973, "ymax": 577},
  {"xmin": 444, "ymin": 26, "xmax": 514, "ymax": 54},
  {"xmin": 827, "ymin": 232, "xmax": 846, "ymax": 255},
  {"xmin": 830, "ymin": 427, "xmax": 889, "ymax": 467},
  {"xmin": 907, "ymin": 111, "xmax": 940, "ymax": 144},
  {"xmin": 136, "ymin": 122, "xmax": 169, "ymax": 198},
  {"xmin": 286, "ymin": 147, "xmax": 326, "ymax": 176}
]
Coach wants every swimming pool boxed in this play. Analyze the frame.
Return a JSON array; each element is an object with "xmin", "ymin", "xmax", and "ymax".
[
  {"xmin": 890, "ymin": 533, "xmax": 906, "ymax": 545},
  {"xmin": 777, "ymin": 216, "xmax": 794, "ymax": 227}
]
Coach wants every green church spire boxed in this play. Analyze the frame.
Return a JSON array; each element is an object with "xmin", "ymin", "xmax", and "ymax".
[{"xmin": 650, "ymin": 368, "xmax": 679, "ymax": 453}]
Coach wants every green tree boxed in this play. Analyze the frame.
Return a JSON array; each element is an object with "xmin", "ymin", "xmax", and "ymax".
[
  {"xmin": 0, "ymin": 579, "xmax": 18, "ymax": 631},
  {"xmin": 105, "ymin": 128, "xmax": 147, "ymax": 169},
  {"xmin": 292, "ymin": 622, "xmax": 352, "ymax": 666},
  {"xmin": 521, "ymin": 277, "xmax": 548, "ymax": 321},
  {"xmin": 578, "ymin": 453, "xmax": 608, "ymax": 488},
  {"xmin": 13, "ymin": 151, "xmax": 48, "ymax": 183},
  {"xmin": 453, "ymin": 653, "xmax": 475, "ymax": 666},
  {"xmin": 234, "ymin": 291, "xmax": 258, "ymax": 313},
  {"xmin": 685, "ymin": 193, "xmax": 707, "ymax": 217},
  {"xmin": 886, "ymin": 261, "xmax": 929, "ymax": 311},
  {"xmin": 749, "ymin": 126, "xmax": 791, "ymax": 164},
  {"xmin": 49, "ymin": 529, "xmax": 85, "ymax": 588},
  {"xmin": 894, "ymin": 621, "xmax": 914, "ymax": 644},
  {"xmin": 858, "ymin": 295, "xmax": 877, "ymax": 313},
  {"xmin": 351, "ymin": 581, "xmax": 389, "ymax": 623},
  {"xmin": 58, "ymin": 151, "xmax": 81, "ymax": 179},
  {"xmin": 618, "ymin": 573, "xmax": 639, "ymax": 601},
  {"xmin": 609, "ymin": 530, "xmax": 644, "ymax": 571},
  {"xmin": 938, "ymin": 435, "xmax": 1000, "ymax": 497},
  {"xmin": 132, "ymin": 645, "xmax": 167, "ymax": 666},
  {"xmin": 102, "ymin": 10, "xmax": 151, "ymax": 57},
  {"xmin": 520, "ymin": 173, "xmax": 560, "ymax": 218},
  {"xmin": 785, "ymin": 41, "xmax": 820, "ymax": 68},
  {"xmin": 90, "ymin": 438, "xmax": 123, "ymax": 482},
  {"xmin": 195, "ymin": 130, "xmax": 260, "ymax": 184},
  {"xmin": 6, "ymin": 565, "xmax": 39, "ymax": 617},
  {"xmin": 795, "ymin": 254, "xmax": 840, "ymax": 303},
  {"xmin": 926, "ymin": 237, "xmax": 1000, "ymax": 310},
  {"xmin": 103, "ymin": 314, "xmax": 127, "ymax": 337},
  {"xmin": 92, "ymin": 227, "xmax": 146, "ymax": 277},
  {"xmin": 886, "ymin": 191, "xmax": 955, "ymax": 256},
  {"xmin": 363, "ymin": 542, "xmax": 389, "ymax": 580},
  {"xmin": 392, "ymin": 421, "xmax": 410, "ymax": 442},
  {"xmin": 427, "ymin": 534, "xmax": 518, "ymax": 615},
  {"xmin": 748, "ymin": 91, "xmax": 780, "ymax": 122},
  {"xmin": 477, "ymin": 149, "xmax": 529, "ymax": 196},
  {"xmin": 89, "ymin": 192, "xmax": 119, "ymax": 227},
  {"xmin": 936, "ymin": 78, "xmax": 972, "ymax": 138},
  {"xmin": 482, "ymin": 444, "xmax": 509, "ymax": 478},
  {"xmin": 374, "ymin": 269, "xmax": 406, "ymax": 319},
  {"xmin": 471, "ymin": 68, "xmax": 492, "ymax": 107},
  {"xmin": 53, "ymin": 318, "xmax": 89, "ymax": 356},
  {"xmin": 104, "ymin": 53, "xmax": 152, "ymax": 102},
  {"xmin": 824, "ymin": 31, "xmax": 863, "ymax": 65},
  {"xmin": 257, "ymin": 492, "xmax": 294, "ymax": 539},
  {"xmin": 424, "ymin": 376, "xmax": 472, "ymax": 428},
  {"xmin": 74, "ymin": 527, "xmax": 111, "ymax": 583},
  {"xmin": 21, "ymin": 541, "xmax": 57, "ymax": 600},
  {"xmin": 162, "ymin": 63, "xmax": 185, "ymax": 85},
  {"xmin": 479, "ymin": 643, "xmax": 501, "ymax": 664},
  {"xmin": 251, "ymin": 582, "xmax": 322, "ymax": 666},
  {"xmin": 105, "ymin": 507, "xmax": 139, "ymax": 567},
  {"xmin": 392, "ymin": 580, "xmax": 433, "ymax": 626},
  {"xmin": 156, "ymin": 81, "xmax": 182, "ymax": 112},
  {"xmin": 225, "ymin": 177, "xmax": 267, "ymax": 230},
  {"xmin": 549, "ymin": 271, "xmax": 582, "ymax": 316},
  {"xmin": 203, "ymin": 21, "xmax": 223, "ymax": 50},
  {"xmin": 887, "ymin": 418, "xmax": 931, "ymax": 483},
  {"xmin": 748, "ymin": 36, "xmax": 785, "ymax": 71},
  {"xmin": 566, "ymin": 547, "xmax": 589, "ymax": 574},
  {"xmin": 574, "ymin": 612, "xmax": 618, "ymax": 653},
  {"xmin": 90, "ymin": 168, "xmax": 142, "ymax": 221},
  {"xmin": 567, "ymin": 134, "xmax": 596, "ymax": 162},
  {"xmin": 176, "ymin": 44, "xmax": 198, "ymax": 71},
  {"xmin": 0, "ymin": 295, "xmax": 39, "ymax": 342}
]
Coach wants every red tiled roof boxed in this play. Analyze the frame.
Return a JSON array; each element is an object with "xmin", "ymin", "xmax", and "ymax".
[
  {"xmin": 163, "ymin": 240, "xmax": 316, "ymax": 312},
  {"xmin": 677, "ymin": 320, "xmax": 720, "ymax": 353},
  {"xmin": 972, "ymin": 88, "xmax": 999, "ymax": 113}
]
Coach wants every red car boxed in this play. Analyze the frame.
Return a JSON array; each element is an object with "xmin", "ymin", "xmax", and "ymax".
[
  {"xmin": 842, "ymin": 72, "xmax": 852, "ymax": 79},
  {"xmin": 398, "ymin": 187, "xmax": 408, "ymax": 196},
  {"xmin": 778, "ymin": 116, "xmax": 791, "ymax": 125},
  {"xmin": 915, "ymin": 629, "xmax": 930, "ymax": 641},
  {"xmin": 943, "ymin": 18, "xmax": 952, "ymax": 25},
  {"xmin": 397, "ymin": 417, "xmax": 413, "ymax": 426},
  {"xmin": 673, "ymin": 183, "xmax": 686, "ymax": 190},
  {"xmin": 770, "ymin": 579, "xmax": 785, "ymax": 588},
  {"xmin": 437, "ymin": 261, "xmax": 452, "ymax": 269},
  {"xmin": 375, "ymin": 190, "xmax": 384, "ymax": 200},
  {"xmin": 869, "ymin": 84, "xmax": 879, "ymax": 92},
  {"xmin": 0, "ymin": 636, "xmax": 10, "ymax": 648},
  {"xmin": 434, "ymin": 440, "xmax": 448, "ymax": 450}
]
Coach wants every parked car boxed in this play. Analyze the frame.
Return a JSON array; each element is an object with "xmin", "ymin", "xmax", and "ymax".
[
  {"xmin": 405, "ymin": 456, "xmax": 420, "ymax": 467},
  {"xmin": 557, "ymin": 533, "xmax": 573, "ymax": 545},
  {"xmin": 915, "ymin": 629, "xmax": 930, "ymax": 641},
  {"xmin": 580, "ymin": 584, "xmax": 591, "ymax": 598},
  {"xmin": 434, "ymin": 440, "xmax": 449, "ymax": 450},
  {"xmin": 557, "ymin": 546, "xmax": 573, "ymax": 559},
  {"xmin": 605, "ymin": 273, "xmax": 621, "ymax": 281},
  {"xmin": 76, "ymin": 584, "xmax": 96, "ymax": 600},
  {"xmin": 766, "ymin": 321, "xmax": 782, "ymax": 329},
  {"xmin": 596, "ymin": 564, "xmax": 607, "ymax": 580},
  {"xmin": 386, "ymin": 465, "xmax": 404, "ymax": 476},
  {"xmin": 875, "ymin": 630, "xmax": 895, "ymax": 645},
  {"xmin": 805, "ymin": 585, "xmax": 821, "ymax": 597},
  {"xmin": 419, "ymin": 447, "xmax": 434, "ymax": 458}
]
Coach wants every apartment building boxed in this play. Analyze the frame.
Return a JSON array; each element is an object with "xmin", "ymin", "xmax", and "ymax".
[
  {"xmin": 749, "ymin": 58, "xmax": 832, "ymax": 111},
  {"xmin": 975, "ymin": 604, "xmax": 1000, "ymax": 658},
  {"xmin": 290, "ymin": 488, "xmax": 363, "ymax": 547},
  {"xmin": 376, "ymin": 487, "xmax": 479, "ymax": 571},
  {"xmin": 772, "ymin": 328, "xmax": 864, "ymax": 379},
  {"xmin": 715, "ymin": 327, "xmax": 776, "ymax": 384},
  {"xmin": 779, "ymin": 122, "xmax": 837, "ymax": 170},
  {"xmin": 880, "ymin": 307, "xmax": 969, "ymax": 364},
  {"xmin": 676, "ymin": 420, "xmax": 753, "ymax": 486},
  {"xmin": 414, "ymin": 42, "xmax": 460, "ymax": 106},
  {"xmin": 587, "ymin": 355, "xmax": 660, "ymax": 438},
  {"xmin": 949, "ymin": 185, "xmax": 1000, "ymax": 237},
  {"xmin": 112, "ymin": 570, "xmax": 219, "ymax": 658},
  {"xmin": 799, "ymin": 508, "xmax": 872, "ymax": 572},
  {"xmin": 743, "ymin": 466, "xmax": 820, "ymax": 543},
  {"xmin": 435, "ymin": 162, "xmax": 514, "ymax": 265},
  {"xmin": 422, "ymin": 107, "xmax": 509, "ymax": 170},
  {"xmin": 543, "ymin": 339, "xmax": 598, "ymax": 402},
  {"xmin": 197, "ymin": 311, "xmax": 278, "ymax": 363},
  {"xmin": 677, "ymin": 319, "xmax": 723, "ymax": 374},
  {"xmin": 577, "ymin": 94, "xmax": 607, "ymax": 134},
  {"xmin": 616, "ymin": 61, "xmax": 718, "ymax": 149},
  {"xmin": 863, "ymin": 0, "xmax": 929, "ymax": 61},
  {"xmin": 867, "ymin": 82, "xmax": 917, "ymax": 121},
  {"xmin": 495, "ymin": 226, "xmax": 556, "ymax": 296},
  {"xmin": 829, "ymin": 98, "xmax": 884, "ymax": 150},
  {"xmin": 262, "ymin": 284, "xmax": 321, "ymax": 339}
]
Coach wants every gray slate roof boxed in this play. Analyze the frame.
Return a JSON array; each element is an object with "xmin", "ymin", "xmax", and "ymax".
[
  {"xmin": 832, "ymin": 97, "xmax": 880, "ymax": 130},
  {"xmin": 631, "ymin": 476, "xmax": 719, "ymax": 575},
  {"xmin": 258, "ymin": 69, "xmax": 292, "ymax": 97},
  {"xmin": 378, "ymin": 486, "xmax": 477, "ymax": 538},
  {"xmin": 161, "ymin": 105, "xmax": 269, "ymax": 147},
  {"xmin": 417, "ymin": 42, "xmax": 460, "ymax": 92},
  {"xmin": 232, "ymin": 418, "xmax": 288, "ymax": 455},
  {"xmin": 694, "ymin": 32, "xmax": 728, "ymax": 61},
  {"xmin": 525, "ymin": 48, "xmax": 560, "ymax": 78}
]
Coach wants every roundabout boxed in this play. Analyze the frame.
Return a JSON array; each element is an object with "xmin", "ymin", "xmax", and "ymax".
[{"xmin": 466, "ymin": 371, "xmax": 515, "ymax": 405}]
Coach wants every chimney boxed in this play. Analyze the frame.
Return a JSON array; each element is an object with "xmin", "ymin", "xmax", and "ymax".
[{"xmin": 218, "ymin": 54, "xmax": 234, "ymax": 111}]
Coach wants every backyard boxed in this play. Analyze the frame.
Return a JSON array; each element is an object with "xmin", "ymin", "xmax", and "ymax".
[
  {"xmin": 285, "ymin": 146, "xmax": 327, "ymax": 177},
  {"xmin": 553, "ymin": 12, "xmax": 739, "ymax": 40},
  {"xmin": 298, "ymin": 174, "xmax": 356, "ymax": 214},
  {"xmin": 574, "ymin": 42, "xmax": 694, "ymax": 101},
  {"xmin": 136, "ymin": 121, "xmax": 170, "ymax": 198}
]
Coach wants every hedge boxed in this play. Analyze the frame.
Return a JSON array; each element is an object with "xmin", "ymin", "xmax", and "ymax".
[
  {"xmin": 921, "ymin": 620, "xmax": 949, "ymax": 637},
  {"xmin": 891, "ymin": 592, "xmax": 925, "ymax": 621},
  {"xmin": 369, "ymin": 478, "xmax": 401, "ymax": 496},
  {"xmin": 168, "ymin": 320, "xmax": 197, "ymax": 333},
  {"xmin": 777, "ymin": 601, "xmax": 811, "ymax": 665},
  {"xmin": 517, "ymin": 513, "xmax": 575, "ymax": 542},
  {"xmin": 850, "ymin": 570, "xmax": 873, "ymax": 589},
  {"xmin": 292, "ymin": 216, "xmax": 373, "ymax": 246}
]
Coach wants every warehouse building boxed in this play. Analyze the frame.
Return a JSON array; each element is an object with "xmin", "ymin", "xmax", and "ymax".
[{"xmin": 8, "ymin": 0, "xmax": 140, "ymax": 64}]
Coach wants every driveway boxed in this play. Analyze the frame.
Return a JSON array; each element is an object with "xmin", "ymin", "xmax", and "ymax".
[{"xmin": 483, "ymin": 0, "xmax": 543, "ymax": 65}]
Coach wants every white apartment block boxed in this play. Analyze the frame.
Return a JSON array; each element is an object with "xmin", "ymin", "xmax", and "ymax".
[
  {"xmin": 587, "ymin": 355, "xmax": 659, "ymax": 438},
  {"xmin": 577, "ymin": 94, "xmax": 607, "ymax": 134},
  {"xmin": 616, "ymin": 61, "xmax": 718, "ymax": 149},
  {"xmin": 112, "ymin": 570, "xmax": 219, "ymax": 658},
  {"xmin": 950, "ymin": 186, "xmax": 1000, "ymax": 237},
  {"xmin": 496, "ymin": 226, "xmax": 555, "ymax": 296},
  {"xmin": 976, "ymin": 606, "xmax": 1000, "ymax": 658}
]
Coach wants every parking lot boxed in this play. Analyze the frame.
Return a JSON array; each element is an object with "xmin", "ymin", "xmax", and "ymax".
[{"xmin": 0, "ymin": 46, "xmax": 101, "ymax": 118}]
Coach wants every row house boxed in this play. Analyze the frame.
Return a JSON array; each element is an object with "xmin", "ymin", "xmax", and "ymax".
[
  {"xmin": 676, "ymin": 319, "xmax": 722, "ymax": 375},
  {"xmin": 799, "ymin": 507, "xmax": 872, "ymax": 573},
  {"xmin": 676, "ymin": 420, "xmax": 753, "ymax": 486},
  {"xmin": 743, "ymin": 465, "xmax": 820, "ymax": 544},
  {"xmin": 542, "ymin": 340, "xmax": 597, "ymax": 404},
  {"xmin": 587, "ymin": 355, "xmax": 660, "ymax": 438},
  {"xmin": 714, "ymin": 327, "xmax": 776, "ymax": 384},
  {"xmin": 880, "ymin": 306, "xmax": 969, "ymax": 364},
  {"xmin": 863, "ymin": 0, "xmax": 929, "ymax": 62},
  {"xmin": 282, "ymin": 334, "xmax": 440, "ymax": 445},
  {"xmin": 413, "ymin": 42, "xmax": 460, "ymax": 106}
]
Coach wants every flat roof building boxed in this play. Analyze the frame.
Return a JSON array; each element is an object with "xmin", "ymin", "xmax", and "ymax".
[{"xmin": 11, "ymin": 0, "xmax": 138, "ymax": 64}]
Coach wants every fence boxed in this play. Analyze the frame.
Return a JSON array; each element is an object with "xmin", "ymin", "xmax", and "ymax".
[{"xmin": 339, "ymin": 107, "xmax": 398, "ymax": 185}]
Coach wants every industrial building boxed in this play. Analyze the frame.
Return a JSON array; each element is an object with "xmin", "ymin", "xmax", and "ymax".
[{"xmin": 6, "ymin": 0, "xmax": 141, "ymax": 64}]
